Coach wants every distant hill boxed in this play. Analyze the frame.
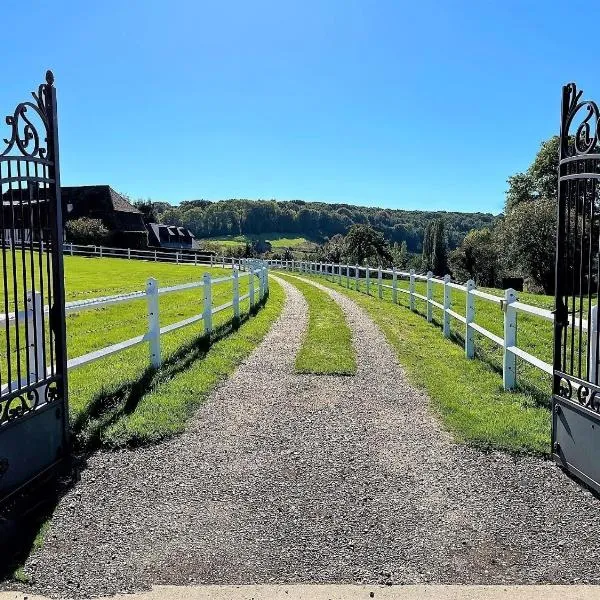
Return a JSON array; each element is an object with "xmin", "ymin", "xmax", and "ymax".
[{"xmin": 153, "ymin": 199, "xmax": 497, "ymax": 252}]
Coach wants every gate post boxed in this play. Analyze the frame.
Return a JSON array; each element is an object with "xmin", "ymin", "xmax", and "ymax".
[
  {"xmin": 146, "ymin": 278, "xmax": 160, "ymax": 368},
  {"xmin": 203, "ymin": 273, "xmax": 213, "ymax": 335},
  {"xmin": 443, "ymin": 274, "xmax": 451, "ymax": 337},
  {"xmin": 392, "ymin": 268, "xmax": 398, "ymax": 304},
  {"xmin": 465, "ymin": 280, "xmax": 476, "ymax": 358},
  {"xmin": 503, "ymin": 288, "xmax": 517, "ymax": 390},
  {"xmin": 233, "ymin": 269, "xmax": 240, "ymax": 319},
  {"xmin": 355, "ymin": 265, "xmax": 359, "ymax": 290},
  {"xmin": 378, "ymin": 267, "xmax": 383, "ymax": 299},
  {"xmin": 366, "ymin": 266, "xmax": 370, "ymax": 295},
  {"xmin": 409, "ymin": 269, "xmax": 416, "ymax": 311},
  {"xmin": 346, "ymin": 265, "xmax": 350, "ymax": 288},
  {"xmin": 426, "ymin": 271, "xmax": 433, "ymax": 322}
]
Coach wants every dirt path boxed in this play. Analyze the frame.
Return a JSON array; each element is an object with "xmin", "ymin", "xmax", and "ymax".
[{"xmin": 6, "ymin": 275, "xmax": 600, "ymax": 598}]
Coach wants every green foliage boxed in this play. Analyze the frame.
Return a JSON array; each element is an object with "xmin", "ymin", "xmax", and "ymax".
[
  {"xmin": 310, "ymin": 275, "xmax": 550, "ymax": 455},
  {"xmin": 148, "ymin": 198, "xmax": 496, "ymax": 254},
  {"xmin": 279, "ymin": 274, "xmax": 356, "ymax": 375},
  {"xmin": 391, "ymin": 240, "xmax": 409, "ymax": 268},
  {"xmin": 342, "ymin": 224, "xmax": 392, "ymax": 265},
  {"xmin": 421, "ymin": 219, "xmax": 447, "ymax": 275},
  {"xmin": 500, "ymin": 198, "xmax": 556, "ymax": 294},
  {"xmin": 65, "ymin": 217, "xmax": 110, "ymax": 245},
  {"xmin": 505, "ymin": 136, "xmax": 559, "ymax": 212},
  {"xmin": 449, "ymin": 227, "xmax": 499, "ymax": 286}
]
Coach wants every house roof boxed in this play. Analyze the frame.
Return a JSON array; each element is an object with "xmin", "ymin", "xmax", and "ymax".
[
  {"xmin": 62, "ymin": 185, "xmax": 142, "ymax": 215},
  {"xmin": 147, "ymin": 222, "xmax": 196, "ymax": 246}
]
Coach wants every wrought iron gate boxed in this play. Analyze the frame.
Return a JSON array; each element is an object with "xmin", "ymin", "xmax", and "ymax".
[
  {"xmin": 553, "ymin": 83, "xmax": 600, "ymax": 492},
  {"xmin": 0, "ymin": 71, "xmax": 69, "ymax": 506}
]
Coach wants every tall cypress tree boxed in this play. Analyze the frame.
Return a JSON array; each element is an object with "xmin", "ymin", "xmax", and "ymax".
[
  {"xmin": 421, "ymin": 222, "xmax": 434, "ymax": 272},
  {"xmin": 431, "ymin": 219, "xmax": 447, "ymax": 275}
]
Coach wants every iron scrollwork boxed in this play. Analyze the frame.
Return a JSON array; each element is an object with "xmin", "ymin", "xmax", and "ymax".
[
  {"xmin": 0, "ymin": 70, "xmax": 54, "ymax": 160},
  {"xmin": 561, "ymin": 83, "xmax": 600, "ymax": 159},
  {"xmin": 0, "ymin": 388, "xmax": 41, "ymax": 426}
]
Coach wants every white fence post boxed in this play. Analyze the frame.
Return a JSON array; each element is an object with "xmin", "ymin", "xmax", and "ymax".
[
  {"xmin": 99, "ymin": 245, "xmax": 103, "ymax": 258},
  {"xmin": 392, "ymin": 268, "xmax": 398, "ymax": 304},
  {"xmin": 249, "ymin": 270, "xmax": 255, "ymax": 308},
  {"xmin": 378, "ymin": 267, "xmax": 383, "ymax": 299},
  {"xmin": 443, "ymin": 274, "xmax": 451, "ymax": 338},
  {"xmin": 355, "ymin": 265, "xmax": 359, "ymax": 290},
  {"xmin": 154, "ymin": 249, "xmax": 157, "ymax": 262},
  {"xmin": 503, "ymin": 287, "xmax": 517, "ymax": 390},
  {"xmin": 194, "ymin": 253, "xmax": 197, "ymax": 266},
  {"xmin": 70, "ymin": 243, "xmax": 74, "ymax": 256},
  {"xmin": 409, "ymin": 269, "xmax": 415, "ymax": 311},
  {"xmin": 426, "ymin": 271, "xmax": 433, "ymax": 322},
  {"xmin": 26, "ymin": 291, "xmax": 44, "ymax": 383},
  {"xmin": 366, "ymin": 266, "xmax": 370, "ymax": 295},
  {"xmin": 346, "ymin": 265, "xmax": 350, "ymax": 288},
  {"xmin": 203, "ymin": 273, "xmax": 213, "ymax": 336},
  {"xmin": 127, "ymin": 248, "xmax": 131, "ymax": 259},
  {"xmin": 176, "ymin": 252, "xmax": 179, "ymax": 265},
  {"xmin": 291, "ymin": 259, "xmax": 295, "ymax": 272},
  {"xmin": 233, "ymin": 268, "xmax": 240, "ymax": 319},
  {"xmin": 465, "ymin": 279, "xmax": 475, "ymax": 359},
  {"xmin": 222, "ymin": 256, "xmax": 225, "ymax": 268},
  {"xmin": 146, "ymin": 278, "xmax": 160, "ymax": 368}
]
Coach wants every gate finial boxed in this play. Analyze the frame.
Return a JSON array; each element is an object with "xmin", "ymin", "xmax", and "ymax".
[{"xmin": 45, "ymin": 70, "xmax": 55, "ymax": 86}]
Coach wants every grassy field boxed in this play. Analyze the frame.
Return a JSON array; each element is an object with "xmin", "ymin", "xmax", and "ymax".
[
  {"xmin": 278, "ymin": 273, "xmax": 356, "ymax": 375},
  {"xmin": 298, "ymin": 272, "xmax": 551, "ymax": 455},
  {"xmin": 199, "ymin": 232, "xmax": 318, "ymax": 251},
  {"xmin": 0, "ymin": 255, "xmax": 281, "ymax": 448},
  {"xmin": 321, "ymin": 269, "xmax": 557, "ymax": 402}
]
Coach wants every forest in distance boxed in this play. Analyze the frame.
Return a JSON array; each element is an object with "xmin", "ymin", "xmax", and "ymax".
[{"xmin": 138, "ymin": 198, "xmax": 496, "ymax": 254}]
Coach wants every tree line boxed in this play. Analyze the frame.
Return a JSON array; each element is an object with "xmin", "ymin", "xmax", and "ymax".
[{"xmin": 136, "ymin": 198, "xmax": 495, "ymax": 254}]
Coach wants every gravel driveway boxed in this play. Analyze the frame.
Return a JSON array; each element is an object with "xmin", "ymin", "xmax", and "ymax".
[{"xmin": 5, "ymin": 274, "xmax": 600, "ymax": 598}]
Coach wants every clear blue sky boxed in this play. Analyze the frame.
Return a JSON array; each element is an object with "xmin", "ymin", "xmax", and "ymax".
[{"xmin": 2, "ymin": 0, "xmax": 599, "ymax": 214}]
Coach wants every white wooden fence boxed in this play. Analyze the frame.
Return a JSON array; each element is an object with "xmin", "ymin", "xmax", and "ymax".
[
  {"xmin": 0, "ymin": 260, "xmax": 268, "ymax": 395},
  {"xmin": 48, "ymin": 241, "xmax": 255, "ymax": 270},
  {"xmin": 268, "ymin": 259, "xmax": 565, "ymax": 392}
]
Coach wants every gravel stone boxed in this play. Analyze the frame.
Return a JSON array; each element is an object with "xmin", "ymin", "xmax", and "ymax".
[{"xmin": 4, "ymin": 274, "xmax": 600, "ymax": 598}]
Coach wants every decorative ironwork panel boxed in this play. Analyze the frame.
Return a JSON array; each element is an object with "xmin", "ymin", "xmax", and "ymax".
[
  {"xmin": 553, "ymin": 82, "xmax": 600, "ymax": 492},
  {"xmin": 0, "ymin": 71, "xmax": 69, "ymax": 505}
]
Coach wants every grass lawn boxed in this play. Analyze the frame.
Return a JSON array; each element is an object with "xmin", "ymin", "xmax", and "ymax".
[
  {"xmin": 199, "ymin": 232, "xmax": 318, "ymax": 250},
  {"xmin": 277, "ymin": 273, "xmax": 356, "ymax": 375},
  {"xmin": 321, "ymin": 269, "xmax": 556, "ymax": 402},
  {"xmin": 0, "ymin": 254, "xmax": 281, "ymax": 448},
  {"xmin": 299, "ymin": 272, "xmax": 551, "ymax": 455}
]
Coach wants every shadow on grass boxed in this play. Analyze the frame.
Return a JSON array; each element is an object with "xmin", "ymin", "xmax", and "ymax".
[
  {"xmin": 409, "ymin": 304, "xmax": 551, "ymax": 409},
  {"xmin": 0, "ymin": 296, "xmax": 267, "ymax": 582}
]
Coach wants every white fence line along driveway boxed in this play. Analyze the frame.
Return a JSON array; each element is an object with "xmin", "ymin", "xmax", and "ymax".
[
  {"xmin": 267, "ymin": 258, "xmax": 565, "ymax": 392},
  {"xmin": 0, "ymin": 260, "xmax": 269, "ymax": 395}
]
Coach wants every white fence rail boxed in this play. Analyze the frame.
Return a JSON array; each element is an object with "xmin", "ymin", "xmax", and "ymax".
[
  {"xmin": 1, "ymin": 261, "xmax": 269, "ymax": 395},
  {"xmin": 28, "ymin": 241, "xmax": 259, "ymax": 270},
  {"xmin": 268, "ymin": 258, "xmax": 563, "ymax": 392}
]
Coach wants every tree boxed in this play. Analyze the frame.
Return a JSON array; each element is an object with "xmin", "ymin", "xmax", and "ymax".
[
  {"xmin": 391, "ymin": 240, "xmax": 409, "ymax": 268},
  {"xmin": 342, "ymin": 224, "xmax": 392, "ymax": 265},
  {"xmin": 66, "ymin": 218, "xmax": 110, "ymax": 245},
  {"xmin": 505, "ymin": 136, "xmax": 560, "ymax": 212},
  {"xmin": 449, "ymin": 228, "xmax": 499, "ymax": 286},
  {"xmin": 133, "ymin": 199, "xmax": 158, "ymax": 225},
  {"xmin": 500, "ymin": 198, "xmax": 556, "ymax": 293},
  {"xmin": 431, "ymin": 219, "xmax": 447, "ymax": 275},
  {"xmin": 421, "ymin": 222, "xmax": 434, "ymax": 271}
]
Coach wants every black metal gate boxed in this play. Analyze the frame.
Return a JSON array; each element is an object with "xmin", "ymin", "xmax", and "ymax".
[
  {"xmin": 553, "ymin": 82, "xmax": 600, "ymax": 492},
  {"xmin": 0, "ymin": 71, "xmax": 69, "ymax": 506}
]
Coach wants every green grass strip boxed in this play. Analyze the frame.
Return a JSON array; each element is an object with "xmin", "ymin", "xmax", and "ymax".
[
  {"xmin": 305, "ymin": 275, "xmax": 550, "ymax": 455},
  {"xmin": 278, "ymin": 273, "xmax": 356, "ymax": 376},
  {"xmin": 73, "ymin": 278, "xmax": 285, "ymax": 449}
]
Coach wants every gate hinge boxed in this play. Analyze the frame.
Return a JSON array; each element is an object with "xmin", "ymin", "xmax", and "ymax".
[{"xmin": 552, "ymin": 303, "xmax": 569, "ymax": 327}]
